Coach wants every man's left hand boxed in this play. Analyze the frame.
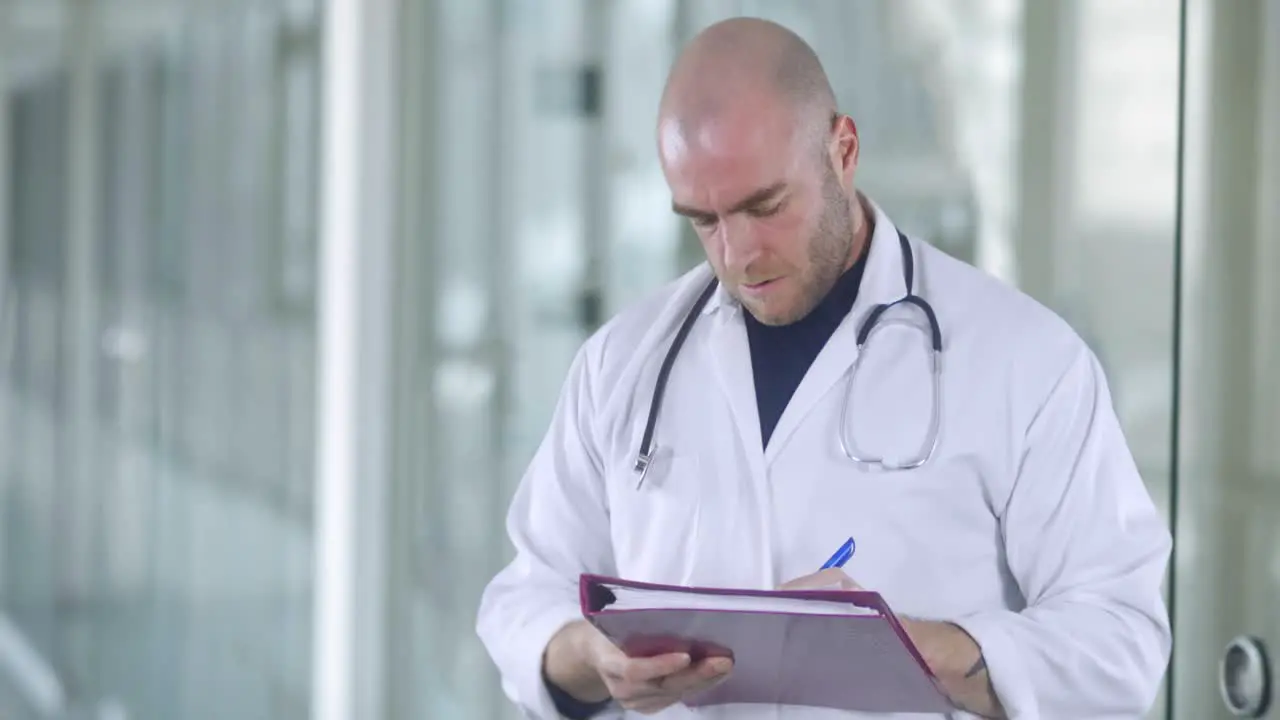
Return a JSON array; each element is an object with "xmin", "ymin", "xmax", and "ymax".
[
  {"xmin": 777, "ymin": 568, "xmax": 863, "ymax": 591},
  {"xmin": 777, "ymin": 570, "xmax": 1006, "ymax": 719}
]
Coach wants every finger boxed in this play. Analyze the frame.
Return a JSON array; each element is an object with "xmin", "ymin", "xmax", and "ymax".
[
  {"xmin": 608, "ymin": 680, "xmax": 672, "ymax": 705},
  {"xmin": 684, "ymin": 656, "xmax": 733, "ymax": 683},
  {"xmin": 687, "ymin": 662, "xmax": 734, "ymax": 695},
  {"xmin": 603, "ymin": 652, "xmax": 692, "ymax": 685},
  {"xmin": 611, "ymin": 655, "xmax": 730, "ymax": 701},
  {"xmin": 607, "ymin": 671, "xmax": 684, "ymax": 703},
  {"xmin": 778, "ymin": 568, "xmax": 862, "ymax": 591},
  {"xmin": 812, "ymin": 568, "xmax": 861, "ymax": 589},
  {"xmin": 653, "ymin": 656, "xmax": 734, "ymax": 696},
  {"xmin": 598, "ymin": 651, "xmax": 686, "ymax": 681},
  {"xmin": 699, "ymin": 656, "xmax": 734, "ymax": 679},
  {"xmin": 624, "ymin": 695, "xmax": 679, "ymax": 715}
]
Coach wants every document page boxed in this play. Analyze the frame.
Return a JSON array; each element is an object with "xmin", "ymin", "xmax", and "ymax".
[{"xmin": 601, "ymin": 585, "xmax": 880, "ymax": 617}]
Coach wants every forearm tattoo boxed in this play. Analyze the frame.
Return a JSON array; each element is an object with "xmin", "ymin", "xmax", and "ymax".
[{"xmin": 964, "ymin": 656, "xmax": 987, "ymax": 678}]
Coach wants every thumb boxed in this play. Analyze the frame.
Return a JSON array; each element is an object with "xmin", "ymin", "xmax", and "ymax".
[{"xmin": 779, "ymin": 568, "xmax": 863, "ymax": 591}]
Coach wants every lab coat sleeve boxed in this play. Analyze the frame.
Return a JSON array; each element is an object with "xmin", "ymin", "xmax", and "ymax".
[
  {"xmin": 475, "ymin": 344, "xmax": 620, "ymax": 719},
  {"xmin": 951, "ymin": 345, "xmax": 1173, "ymax": 719}
]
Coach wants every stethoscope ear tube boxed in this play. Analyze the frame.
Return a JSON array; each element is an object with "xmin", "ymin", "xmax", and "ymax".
[{"xmin": 857, "ymin": 295, "xmax": 942, "ymax": 352}]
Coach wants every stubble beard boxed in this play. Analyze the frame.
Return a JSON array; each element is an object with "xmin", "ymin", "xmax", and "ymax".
[{"xmin": 748, "ymin": 170, "xmax": 856, "ymax": 326}]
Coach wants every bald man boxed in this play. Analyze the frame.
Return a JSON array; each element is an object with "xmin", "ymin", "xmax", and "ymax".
[{"xmin": 477, "ymin": 16, "xmax": 1171, "ymax": 720}]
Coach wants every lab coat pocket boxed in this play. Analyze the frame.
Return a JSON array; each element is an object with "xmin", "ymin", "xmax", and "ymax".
[{"xmin": 609, "ymin": 451, "xmax": 704, "ymax": 583}]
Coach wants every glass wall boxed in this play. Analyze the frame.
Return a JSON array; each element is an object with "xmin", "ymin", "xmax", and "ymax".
[{"xmin": 0, "ymin": 2, "xmax": 320, "ymax": 718}]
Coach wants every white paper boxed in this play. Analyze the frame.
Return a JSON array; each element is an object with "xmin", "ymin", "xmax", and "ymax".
[{"xmin": 602, "ymin": 585, "xmax": 880, "ymax": 616}]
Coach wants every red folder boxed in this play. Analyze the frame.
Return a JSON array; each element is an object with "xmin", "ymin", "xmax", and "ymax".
[{"xmin": 580, "ymin": 574, "xmax": 952, "ymax": 714}]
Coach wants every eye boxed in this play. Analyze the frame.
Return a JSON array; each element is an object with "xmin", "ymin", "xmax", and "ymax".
[
  {"xmin": 691, "ymin": 214, "xmax": 718, "ymax": 229},
  {"xmin": 747, "ymin": 202, "xmax": 783, "ymax": 218}
]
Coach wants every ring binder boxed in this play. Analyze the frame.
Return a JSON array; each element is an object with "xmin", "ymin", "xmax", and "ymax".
[{"xmin": 580, "ymin": 573, "xmax": 953, "ymax": 713}]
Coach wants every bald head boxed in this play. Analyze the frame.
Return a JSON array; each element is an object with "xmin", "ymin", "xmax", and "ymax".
[
  {"xmin": 659, "ymin": 17, "xmax": 837, "ymax": 157},
  {"xmin": 656, "ymin": 17, "xmax": 865, "ymax": 326}
]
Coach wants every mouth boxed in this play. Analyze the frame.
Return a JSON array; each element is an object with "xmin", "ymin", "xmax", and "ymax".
[{"xmin": 742, "ymin": 278, "xmax": 782, "ymax": 294}]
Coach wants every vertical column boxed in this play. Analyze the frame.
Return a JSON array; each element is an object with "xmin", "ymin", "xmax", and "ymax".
[
  {"xmin": 0, "ymin": 14, "xmax": 65, "ymax": 670},
  {"xmin": 383, "ymin": 0, "xmax": 439, "ymax": 714},
  {"xmin": 0, "ymin": 0, "xmax": 11, "ymax": 600},
  {"xmin": 579, "ymin": 0, "xmax": 609, "ymax": 331},
  {"xmin": 62, "ymin": 0, "xmax": 103, "ymax": 599},
  {"xmin": 0, "ymin": 8, "xmax": 8, "ymax": 326},
  {"xmin": 1249, "ymin": 0, "xmax": 1280, "ymax": 475},
  {"xmin": 311, "ymin": 0, "xmax": 400, "ymax": 718},
  {"xmin": 1011, "ymin": 0, "xmax": 1079, "ymax": 302},
  {"xmin": 106, "ymin": 52, "xmax": 153, "ymax": 599},
  {"xmin": 1172, "ymin": 0, "xmax": 1267, "ymax": 715},
  {"xmin": 485, "ymin": 1, "xmax": 515, "ymax": 717},
  {"xmin": 602, "ymin": 0, "xmax": 689, "ymax": 304},
  {"xmin": 671, "ymin": 0, "xmax": 701, "ymax": 273}
]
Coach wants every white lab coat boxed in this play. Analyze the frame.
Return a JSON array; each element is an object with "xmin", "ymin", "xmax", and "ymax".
[{"xmin": 476, "ymin": 199, "xmax": 1172, "ymax": 719}]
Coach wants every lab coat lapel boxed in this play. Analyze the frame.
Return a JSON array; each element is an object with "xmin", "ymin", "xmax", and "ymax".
[
  {"xmin": 705, "ymin": 307, "xmax": 767, "ymax": 460},
  {"xmin": 701, "ymin": 286, "xmax": 776, "ymax": 588},
  {"xmin": 762, "ymin": 209, "xmax": 907, "ymax": 465}
]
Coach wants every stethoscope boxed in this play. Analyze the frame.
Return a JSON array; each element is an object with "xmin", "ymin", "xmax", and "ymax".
[{"xmin": 633, "ymin": 229, "xmax": 943, "ymax": 489}]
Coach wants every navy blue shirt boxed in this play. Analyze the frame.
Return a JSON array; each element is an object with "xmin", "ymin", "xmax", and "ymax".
[
  {"xmin": 743, "ymin": 249, "xmax": 869, "ymax": 448},
  {"xmin": 547, "ymin": 242, "xmax": 869, "ymax": 718}
]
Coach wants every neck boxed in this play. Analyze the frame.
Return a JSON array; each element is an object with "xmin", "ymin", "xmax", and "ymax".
[{"xmin": 844, "ymin": 191, "xmax": 873, "ymax": 272}]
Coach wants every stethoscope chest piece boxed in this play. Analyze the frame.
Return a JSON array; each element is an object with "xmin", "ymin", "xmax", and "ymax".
[{"xmin": 633, "ymin": 448, "xmax": 655, "ymax": 490}]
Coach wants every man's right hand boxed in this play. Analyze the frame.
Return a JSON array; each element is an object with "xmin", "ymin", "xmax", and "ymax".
[{"xmin": 543, "ymin": 620, "xmax": 734, "ymax": 715}]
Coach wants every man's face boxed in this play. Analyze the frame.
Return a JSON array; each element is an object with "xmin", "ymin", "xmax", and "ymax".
[{"xmin": 659, "ymin": 106, "xmax": 855, "ymax": 326}]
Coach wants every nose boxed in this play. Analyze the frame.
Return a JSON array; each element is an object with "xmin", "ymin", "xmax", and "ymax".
[{"xmin": 719, "ymin": 217, "xmax": 764, "ymax": 274}]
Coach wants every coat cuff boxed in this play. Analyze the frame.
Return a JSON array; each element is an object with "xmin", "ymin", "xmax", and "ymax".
[
  {"xmin": 509, "ymin": 604, "xmax": 594, "ymax": 719},
  {"xmin": 951, "ymin": 610, "xmax": 1039, "ymax": 719},
  {"xmin": 545, "ymin": 669, "xmax": 613, "ymax": 719}
]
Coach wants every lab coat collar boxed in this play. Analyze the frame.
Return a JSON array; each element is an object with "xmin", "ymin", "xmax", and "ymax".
[
  {"xmin": 700, "ymin": 192, "xmax": 908, "ymax": 322},
  {"xmin": 846, "ymin": 194, "xmax": 914, "ymax": 327},
  {"xmin": 699, "ymin": 193, "xmax": 912, "ymax": 465}
]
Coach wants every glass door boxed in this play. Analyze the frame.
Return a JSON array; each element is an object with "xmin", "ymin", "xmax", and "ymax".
[{"xmin": 1170, "ymin": 0, "xmax": 1280, "ymax": 717}]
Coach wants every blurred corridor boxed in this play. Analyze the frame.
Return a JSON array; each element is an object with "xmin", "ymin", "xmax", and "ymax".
[{"xmin": 0, "ymin": 0, "xmax": 1277, "ymax": 718}]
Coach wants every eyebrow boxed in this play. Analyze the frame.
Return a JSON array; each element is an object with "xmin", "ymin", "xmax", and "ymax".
[{"xmin": 672, "ymin": 182, "xmax": 788, "ymax": 219}]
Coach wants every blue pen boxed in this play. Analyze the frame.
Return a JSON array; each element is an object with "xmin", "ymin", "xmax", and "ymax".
[{"xmin": 820, "ymin": 537, "xmax": 856, "ymax": 570}]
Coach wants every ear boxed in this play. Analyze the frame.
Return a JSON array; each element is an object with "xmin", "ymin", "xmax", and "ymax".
[{"xmin": 831, "ymin": 113, "xmax": 859, "ymax": 186}]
